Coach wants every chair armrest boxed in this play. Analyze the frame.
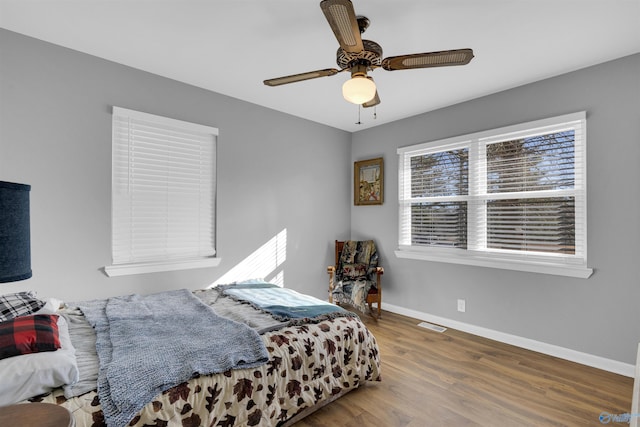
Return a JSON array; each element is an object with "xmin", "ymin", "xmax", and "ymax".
[
  {"xmin": 374, "ymin": 267, "xmax": 383, "ymax": 292},
  {"xmin": 327, "ymin": 266, "xmax": 335, "ymax": 274}
]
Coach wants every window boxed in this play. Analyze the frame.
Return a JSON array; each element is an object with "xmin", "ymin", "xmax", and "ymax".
[
  {"xmin": 396, "ymin": 112, "xmax": 592, "ymax": 278},
  {"xmin": 104, "ymin": 107, "xmax": 220, "ymax": 277}
]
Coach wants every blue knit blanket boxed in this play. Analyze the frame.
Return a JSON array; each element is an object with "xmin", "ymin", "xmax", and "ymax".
[{"xmin": 77, "ymin": 289, "xmax": 268, "ymax": 427}]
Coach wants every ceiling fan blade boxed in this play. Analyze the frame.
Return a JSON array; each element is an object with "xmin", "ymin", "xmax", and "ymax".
[
  {"xmin": 362, "ymin": 91, "xmax": 380, "ymax": 108},
  {"xmin": 381, "ymin": 49, "xmax": 474, "ymax": 71},
  {"xmin": 263, "ymin": 68, "xmax": 340, "ymax": 86},
  {"xmin": 320, "ymin": 0, "xmax": 363, "ymax": 53}
]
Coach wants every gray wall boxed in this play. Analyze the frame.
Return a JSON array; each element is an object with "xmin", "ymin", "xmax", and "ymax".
[
  {"xmin": 351, "ymin": 53, "xmax": 640, "ymax": 365},
  {"xmin": 0, "ymin": 29, "xmax": 351, "ymax": 301}
]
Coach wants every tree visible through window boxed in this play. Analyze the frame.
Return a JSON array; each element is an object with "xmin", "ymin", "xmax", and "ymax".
[
  {"xmin": 410, "ymin": 148, "xmax": 468, "ymax": 248},
  {"xmin": 485, "ymin": 131, "xmax": 576, "ymax": 255}
]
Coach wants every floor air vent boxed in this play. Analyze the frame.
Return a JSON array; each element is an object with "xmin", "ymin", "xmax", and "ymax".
[{"xmin": 417, "ymin": 321, "xmax": 447, "ymax": 333}]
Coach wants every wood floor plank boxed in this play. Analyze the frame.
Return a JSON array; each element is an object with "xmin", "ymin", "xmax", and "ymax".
[{"xmin": 294, "ymin": 310, "xmax": 633, "ymax": 426}]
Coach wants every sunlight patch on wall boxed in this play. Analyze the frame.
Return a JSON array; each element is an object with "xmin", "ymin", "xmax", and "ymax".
[
  {"xmin": 270, "ymin": 270, "xmax": 285, "ymax": 287},
  {"xmin": 212, "ymin": 229, "xmax": 287, "ymax": 287}
]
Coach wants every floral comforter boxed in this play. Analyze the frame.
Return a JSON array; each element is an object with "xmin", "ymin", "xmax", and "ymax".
[{"xmin": 29, "ymin": 315, "xmax": 381, "ymax": 426}]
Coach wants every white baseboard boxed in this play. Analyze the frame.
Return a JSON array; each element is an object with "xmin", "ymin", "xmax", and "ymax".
[
  {"xmin": 631, "ymin": 344, "xmax": 640, "ymax": 427},
  {"xmin": 382, "ymin": 302, "xmax": 635, "ymax": 378}
]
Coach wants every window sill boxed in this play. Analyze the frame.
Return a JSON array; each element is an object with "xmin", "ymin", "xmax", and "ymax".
[
  {"xmin": 104, "ymin": 257, "xmax": 221, "ymax": 277},
  {"xmin": 394, "ymin": 249, "xmax": 593, "ymax": 279}
]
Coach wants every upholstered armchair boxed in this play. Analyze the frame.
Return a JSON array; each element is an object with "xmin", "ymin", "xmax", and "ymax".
[{"xmin": 327, "ymin": 240, "xmax": 383, "ymax": 319}]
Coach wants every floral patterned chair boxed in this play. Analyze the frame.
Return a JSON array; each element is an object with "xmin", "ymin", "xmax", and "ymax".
[{"xmin": 327, "ymin": 240, "xmax": 383, "ymax": 319}]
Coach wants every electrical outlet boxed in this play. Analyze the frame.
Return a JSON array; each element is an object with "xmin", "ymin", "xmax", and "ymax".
[{"xmin": 457, "ymin": 299, "xmax": 466, "ymax": 312}]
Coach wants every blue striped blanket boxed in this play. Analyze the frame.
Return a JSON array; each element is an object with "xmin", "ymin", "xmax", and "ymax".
[
  {"xmin": 77, "ymin": 289, "xmax": 268, "ymax": 427},
  {"xmin": 220, "ymin": 283, "xmax": 355, "ymax": 322}
]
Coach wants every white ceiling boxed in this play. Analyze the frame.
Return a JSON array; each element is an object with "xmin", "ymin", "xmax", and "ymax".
[{"xmin": 1, "ymin": 0, "xmax": 639, "ymax": 132}]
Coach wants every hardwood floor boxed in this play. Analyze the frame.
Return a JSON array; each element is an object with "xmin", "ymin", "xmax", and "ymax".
[{"xmin": 295, "ymin": 310, "xmax": 633, "ymax": 427}]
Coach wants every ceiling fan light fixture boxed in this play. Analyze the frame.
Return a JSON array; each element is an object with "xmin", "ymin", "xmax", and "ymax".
[{"xmin": 342, "ymin": 75, "xmax": 376, "ymax": 104}]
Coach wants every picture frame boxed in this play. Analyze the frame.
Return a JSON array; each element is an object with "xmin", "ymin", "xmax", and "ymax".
[{"xmin": 354, "ymin": 157, "xmax": 384, "ymax": 205}]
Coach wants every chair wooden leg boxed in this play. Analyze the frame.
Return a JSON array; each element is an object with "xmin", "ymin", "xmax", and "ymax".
[{"xmin": 368, "ymin": 300, "xmax": 381, "ymax": 320}]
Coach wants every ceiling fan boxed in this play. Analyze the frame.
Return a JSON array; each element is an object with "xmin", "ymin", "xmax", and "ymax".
[{"xmin": 263, "ymin": 0, "xmax": 474, "ymax": 108}]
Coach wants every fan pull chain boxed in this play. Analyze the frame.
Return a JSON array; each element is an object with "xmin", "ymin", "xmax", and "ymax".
[{"xmin": 356, "ymin": 105, "xmax": 377, "ymax": 125}]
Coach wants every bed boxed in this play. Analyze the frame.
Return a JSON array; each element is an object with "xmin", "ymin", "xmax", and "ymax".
[{"xmin": 0, "ymin": 283, "xmax": 381, "ymax": 427}]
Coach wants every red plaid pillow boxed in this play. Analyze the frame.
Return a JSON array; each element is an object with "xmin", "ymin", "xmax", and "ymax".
[{"xmin": 0, "ymin": 314, "xmax": 60, "ymax": 360}]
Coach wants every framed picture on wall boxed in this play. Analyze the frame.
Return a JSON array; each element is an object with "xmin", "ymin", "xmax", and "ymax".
[{"xmin": 354, "ymin": 157, "xmax": 384, "ymax": 205}]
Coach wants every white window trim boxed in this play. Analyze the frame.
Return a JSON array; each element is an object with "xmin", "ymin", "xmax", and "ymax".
[
  {"xmin": 104, "ymin": 107, "xmax": 220, "ymax": 277},
  {"xmin": 104, "ymin": 257, "xmax": 221, "ymax": 277},
  {"xmin": 394, "ymin": 247, "xmax": 592, "ymax": 278},
  {"xmin": 396, "ymin": 112, "xmax": 593, "ymax": 278}
]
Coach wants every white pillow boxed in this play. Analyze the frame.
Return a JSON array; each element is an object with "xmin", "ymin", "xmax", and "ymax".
[
  {"xmin": 35, "ymin": 297, "xmax": 64, "ymax": 315},
  {"xmin": 0, "ymin": 314, "xmax": 80, "ymax": 405}
]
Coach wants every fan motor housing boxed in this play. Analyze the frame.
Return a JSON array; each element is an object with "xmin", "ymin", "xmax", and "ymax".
[{"xmin": 337, "ymin": 39, "xmax": 383, "ymax": 69}]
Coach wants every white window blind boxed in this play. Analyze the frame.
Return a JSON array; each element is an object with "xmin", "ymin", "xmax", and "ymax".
[
  {"xmin": 405, "ymin": 144, "xmax": 469, "ymax": 249},
  {"xmin": 105, "ymin": 107, "xmax": 219, "ymax": 276},
  {"xmin": 397, "ymin": 112, "xmax": 591, "ymax": 278}
]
